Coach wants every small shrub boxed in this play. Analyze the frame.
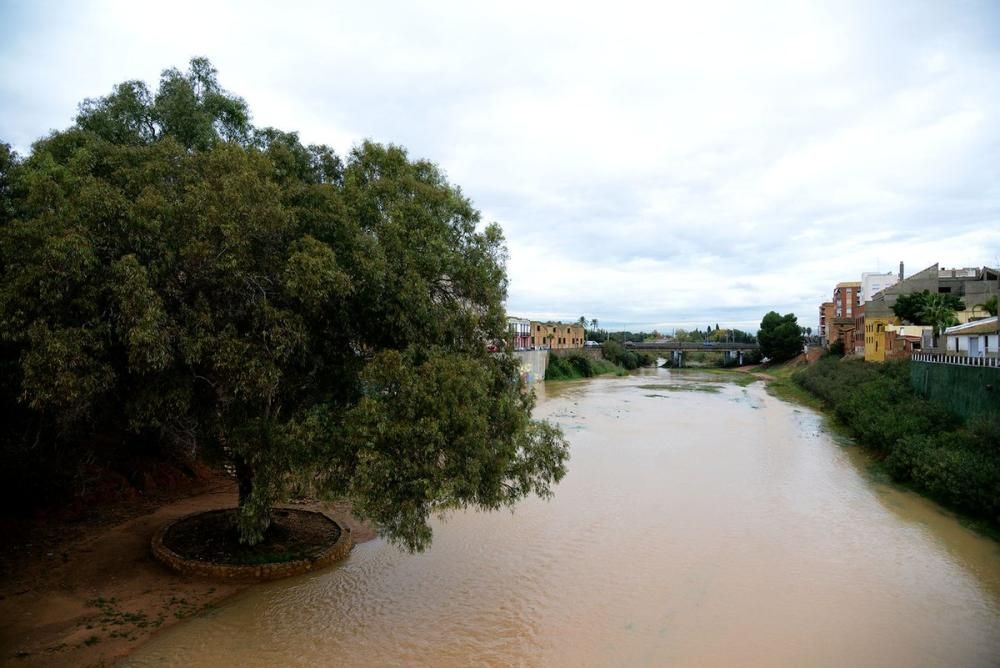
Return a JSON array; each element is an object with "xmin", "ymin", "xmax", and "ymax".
[{"xmin": 825, "ymin": 340, "xmax": 846, "ymax": 357}]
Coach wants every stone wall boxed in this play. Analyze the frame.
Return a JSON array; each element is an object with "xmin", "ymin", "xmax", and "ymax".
[{"xmin": 151, "ymin": 509, "xmax": 353, "ymax": 581}]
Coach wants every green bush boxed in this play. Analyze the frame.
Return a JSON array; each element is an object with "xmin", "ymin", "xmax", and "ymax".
[
  {"xmin": 545, "ymin": 353, "xmax": 600, "ymax": 380},
  {"xmin": 566, "ymin": 354, "xmax": 596, "ymax": 378},
  {"xmin": 599, "ymin": 340, "xmax": 654, "ymax": 370},
  {"xmin": 887, "ymin": 430, "xmax": 1000, "ymax": 521},
  {"xmin": 544, "ymin": 354, "xmax": 576, "ymax": 380},
  {"xmin": 825, "ymin": 340, "xmax": 846, "ymax": 357},
  {"xmin": 546, "ymin": 350, "xmax": 635, "ymax": 380},
  {"xmin": 794, "ymin": 358, "xmax": 998, "ymax": 526}
]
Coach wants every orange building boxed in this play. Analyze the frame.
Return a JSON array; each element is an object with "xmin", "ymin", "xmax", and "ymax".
[
  {"xmin": 830, "ymin": 282, "xmax": 861, "ymax": 351},
  {"xmin": 819, "ymin": 302, "xmax": 834, "ymax": 344},
  {"xmin": 529, "ymin": 322, "xmax": 586, "ymax": 349}
]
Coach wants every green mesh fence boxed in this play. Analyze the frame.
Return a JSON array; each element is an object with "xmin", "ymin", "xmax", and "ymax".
[{"xmin": 910, "ymin": 361, "xmax": 1000, "ymax": 421}]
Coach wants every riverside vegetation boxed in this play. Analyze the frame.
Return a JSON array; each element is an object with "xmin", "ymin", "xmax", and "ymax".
[
  {"xmin": 545, "ymin": 340, "xmax": 656, "ymax": 380},
  {"xmin": 794, "ymin": 357, "xmax": 999, "ymax": 529}
]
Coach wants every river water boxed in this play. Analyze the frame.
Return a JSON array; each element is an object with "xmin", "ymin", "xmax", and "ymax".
[{"xmin": 125, "ymin": 369, "xmax": 1000, "ymax": 667}]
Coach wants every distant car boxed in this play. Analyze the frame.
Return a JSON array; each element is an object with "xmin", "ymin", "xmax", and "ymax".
[{"xmin": 584, "ymin": 341, "xmax": 600, "ymax": 347}]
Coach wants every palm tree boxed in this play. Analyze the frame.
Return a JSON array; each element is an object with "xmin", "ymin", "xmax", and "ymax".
[
  {"xmin": 972, "ymin": 295, "xmax": 998, "ymax": 317},
  {"xmin": 920, "ymin": 293, "xmax": 960, "ymax": 346},
  {"xmin": 590, "ymin": 318, "xmax": 599, "ymax": 342}
]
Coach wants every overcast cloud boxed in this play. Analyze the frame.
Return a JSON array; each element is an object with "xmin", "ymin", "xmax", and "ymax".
[{"xmin": 2, "ymin": 0, "xmax": 999, "ymax": 331}]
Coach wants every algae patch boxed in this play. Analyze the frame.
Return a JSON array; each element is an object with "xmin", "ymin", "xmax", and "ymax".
[{"xmin": 637, "ymin": 384, "xmax": 721, "ymax": 394}]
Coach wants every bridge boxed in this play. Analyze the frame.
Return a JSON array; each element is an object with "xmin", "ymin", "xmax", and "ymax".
[{"xmin": 624, "ymin": 341, "xmax": 759, "ymax": 368}]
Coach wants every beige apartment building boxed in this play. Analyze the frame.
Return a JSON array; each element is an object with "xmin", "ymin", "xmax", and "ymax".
[{"xmin": 529, "ymin": 322, "xmax": 586, "ymax": 349}]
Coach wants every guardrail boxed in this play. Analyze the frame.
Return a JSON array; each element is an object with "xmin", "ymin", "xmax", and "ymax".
[
  {"xmin": 912, "ymin": 353, "xmax": 999, "ymax": 368},
  {"xmin": 625, "ymin": 342, "xmax": 760, "ymax": 351}
]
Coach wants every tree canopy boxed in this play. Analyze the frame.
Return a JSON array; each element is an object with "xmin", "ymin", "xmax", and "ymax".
[
  {"xmin": 757, "ymin": 312, "xmax": 802, "ymax": 362},
  {"xmin": 891, "ymin": 290, "xmax": 965, "ymax": 325},
  {"xmin": 0, "ymin": 59, "xmax": 568, "ymax": 550},
  {"xmin": 973, "ymin": 295, "xmax": 998, "ymax": 317},
  {"xmin": 919, "ymin": 293, "xmax": 961, "ymax": 338}
]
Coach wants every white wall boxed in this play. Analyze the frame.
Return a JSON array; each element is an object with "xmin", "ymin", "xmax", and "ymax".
[
  {"xmin": 861, "ymin": 271, "xmax": 899, "ymax": 303},
  {"xmin": 948, "ymin": 333, "xmax": 999, "ymax": 356}
]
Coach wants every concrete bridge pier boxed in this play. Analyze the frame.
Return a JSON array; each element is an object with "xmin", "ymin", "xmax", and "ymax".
[
  {"xmin": 722, "ymin": 350, "xmax": 744, "ymax": 366},
  {"xmin": 672, "ymin": 350, "xmax": 684, "ymax": 368}
]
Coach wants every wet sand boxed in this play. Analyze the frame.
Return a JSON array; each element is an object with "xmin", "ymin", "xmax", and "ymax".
[{"xmin": 0, "ymin": 485, "xmax": 374, "ymax": 667}]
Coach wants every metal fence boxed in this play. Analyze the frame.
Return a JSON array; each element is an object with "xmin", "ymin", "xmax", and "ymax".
[
  {"xmin": 910, "ymin": 358, "xmax": 999, "ymax": 421},
  {"xmin": 912, "ymin": 353, "xmax": 999, "ymax": 369}
]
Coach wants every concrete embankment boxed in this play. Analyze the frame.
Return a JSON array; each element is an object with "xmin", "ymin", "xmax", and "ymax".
[
  {"xmin": 513, "ymin": 349, "xmax": 548, "ymax": 383},
  {"xmin": 513, "ymin": 347, "xmax": 604, "ymax": 383}
]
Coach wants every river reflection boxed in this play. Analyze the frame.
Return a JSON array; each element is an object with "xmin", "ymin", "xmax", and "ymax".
[{"xmin": 125, "ymin": 369, "xmax": 1000, "ymax": 667}]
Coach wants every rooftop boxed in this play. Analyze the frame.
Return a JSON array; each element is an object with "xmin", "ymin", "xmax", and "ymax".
[{"xmin": 944, "ymin": 316, "xmax": 998, "ymax": 336}]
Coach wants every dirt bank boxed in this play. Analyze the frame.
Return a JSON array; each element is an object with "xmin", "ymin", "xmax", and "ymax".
[{"xmin": 0, "ymin": 485, "xmax": 375, "ymax": 667}]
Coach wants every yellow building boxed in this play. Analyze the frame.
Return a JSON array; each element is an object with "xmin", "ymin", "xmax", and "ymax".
[
  {"xmin": 863, "ymin": 316, "xmax": 897, "ymax": 362},
  {"xmin": 529, "ymin": 322, "xmax": 586, "ymax": 349}
]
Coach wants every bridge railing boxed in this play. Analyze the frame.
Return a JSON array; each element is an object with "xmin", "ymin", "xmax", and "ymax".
[{"xmin": 625, "ymin": 342, "xmax": 759, "ymax": 351}]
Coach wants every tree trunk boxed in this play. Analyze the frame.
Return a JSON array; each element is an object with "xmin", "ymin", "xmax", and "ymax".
[
  {"xmin": 232, "ymin": 454, "xmax": 271, "ymax": 544},
  {"xmin": 234, "ymin": 455, "xmax": 254, "ymax": 509}
]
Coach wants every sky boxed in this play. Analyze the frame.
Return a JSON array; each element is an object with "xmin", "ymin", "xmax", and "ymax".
[{"xmin": 2, "ymin": 0, "xmax": 999, "ymax": 332}]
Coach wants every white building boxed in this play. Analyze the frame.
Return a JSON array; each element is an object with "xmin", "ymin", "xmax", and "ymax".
[
  {"xmin": 943, "ymin": 317, "xmax": 998, "ymax": 358},
  {"xmin": 861, "ymin": 271, "xmax": 899, "ymax": 303}
]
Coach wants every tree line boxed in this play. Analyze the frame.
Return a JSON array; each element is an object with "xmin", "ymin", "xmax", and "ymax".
[{"xmin": 578, "ymin": 323, "xmax": 757, "ymax": 345}]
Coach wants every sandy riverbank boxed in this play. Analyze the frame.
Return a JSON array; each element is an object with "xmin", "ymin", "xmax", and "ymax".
[{"xmin": 0, "ymin": 485, "xmax": 375, "ymax": 667}]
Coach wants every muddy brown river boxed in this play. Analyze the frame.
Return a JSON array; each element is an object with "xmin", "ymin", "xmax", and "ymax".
[{"xmin": 125, "ymin": 369, "xmax": 1000, "ymax": 667}]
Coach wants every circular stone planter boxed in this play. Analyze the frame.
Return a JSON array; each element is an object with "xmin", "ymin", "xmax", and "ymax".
[{"xmin": 152, "ymin": 508, "xmax": 353, "ymax": 581}]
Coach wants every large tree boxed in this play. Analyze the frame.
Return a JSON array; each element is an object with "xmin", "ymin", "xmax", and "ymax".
[
  {"xmin": 0, "ymin": 59, "xmax": 568, "ymax": 550},
  {"xmin": 757, "ymin": 312, "xmax": 802, "ymax": 362}
]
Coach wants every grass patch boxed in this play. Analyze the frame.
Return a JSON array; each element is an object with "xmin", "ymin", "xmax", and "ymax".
[
  {"xmin": 676, "ymin": 368, "xmax": 758, "ymax": 386},
  {"xmin": 592, "ymin": 358, "xmax": 628, "ymax": 376},
  {"xmin": 744, "ymin": 361, "xmax": 825, "ymax": 409},
  {"xmin": 765, "ymin": 375, "xmax": 825, "ymax": 409}
]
